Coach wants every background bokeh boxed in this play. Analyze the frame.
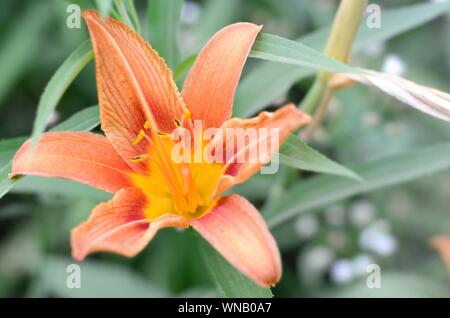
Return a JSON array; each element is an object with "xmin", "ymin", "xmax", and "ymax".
[{"xmin": 1, "ymin": 0, "xmax": 450, "ymax": 297}]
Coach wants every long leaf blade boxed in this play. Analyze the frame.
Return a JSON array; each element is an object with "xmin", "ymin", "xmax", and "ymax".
[
  {"xmin": 31, "ymin": 41, "xmax": 93, "ymax": 145},
  {"xmin": 148, "ymin": 0, "xmax": 183, "ymax": 69},
  {"xmin": 265, "ymin": 142, "xmax": 450, "ymax": 228},
  {"xmin": 278, "ymin": 136, "xmax": 361, "ymax": 181},
  {"xmin": 235, "ymin": 1, "xmax": 450, "ymax": 117}
]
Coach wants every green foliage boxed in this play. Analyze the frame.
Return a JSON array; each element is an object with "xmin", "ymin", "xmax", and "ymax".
[
  {"xmin": 31, "ymin": 40, "xmax": 93, "ymax": 146},
  {"xmin": 199, "ymin": 235, "xmax": 273, "ymax": 298},
  {"xmin": 1, "ymin": 0, "xmax": 450, "ymax": 299},
  {"xmin": 265, "ymin": 142, "xmax": 450, "ymax": 228},
  {"xmin": 148, "ymin": 0, "xmax": 183, "ymax": 69}
]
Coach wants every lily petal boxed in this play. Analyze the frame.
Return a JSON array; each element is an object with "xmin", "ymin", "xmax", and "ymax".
[
  {"xmin": 11, "ymin": 132, "xmax": 133, "ymax": 193},
  {"xmin": 191, "ymin": 194, "xmax": 281, "ymax": 288},
  {"xmin": 182, "ymin": 23, "xmax": 261, "ymax": 129},
  {"xmin": 431, "ymin": 235, "xmax": 450, "ymax": 273},
  {"xmin": 83, "ymin": 10, "xmax": 185, "ymax": 172},
  {"xmin": 213, "ymin": 104, "xmax": 309, "ymax": 195},
  {"xmin": 72, "ymin": 188, "xmax": 188, "ymax": 260}
]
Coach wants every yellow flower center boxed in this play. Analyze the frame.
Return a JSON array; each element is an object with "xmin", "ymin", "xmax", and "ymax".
[{"xmin": 130, "ymin": 116, "xmax": 224, "ymax": 222}]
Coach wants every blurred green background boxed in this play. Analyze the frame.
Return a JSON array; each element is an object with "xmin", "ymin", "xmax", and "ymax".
[{"xmin": 1, "ymin": 0, "xmax": 450, "ymax": 297}]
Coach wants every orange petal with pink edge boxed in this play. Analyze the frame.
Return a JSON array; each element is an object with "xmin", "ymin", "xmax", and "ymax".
[
  {"xmin": 431, "ymin": 235, "xmax": 450, "ymax": 273},
  {"xmin": 191, "ymin": 194, "xmax": 281, "ymax": 288},
  {"xmin": 11, "ymin": 132, "xmax": 133, "ymax": 193},
  {"xmin": 82, "ymin": 10, "xmax": 186, "ymax": 173},
  {"xmin": 182, "ymin": 22, "xmax": 262, "ymax": 129},
  {"xmin": 213, "ymin": 104, "xmax": 310, "ymax": 195},
  {"xmin": 72, "ymin": 188, "xmax": 188, "ymax": 260}
]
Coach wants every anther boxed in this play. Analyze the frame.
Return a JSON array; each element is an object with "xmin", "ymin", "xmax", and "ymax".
[
  {"xmin": 131, "ymin": 129, "xmax": 146, "ymax": 145},
  {"xmin": 174, "ymin": 118, "xmax": 181, "ymax": 127},
  {"xmin": 183, "ymin": 108, "xmax": 191, "ymax": 121},
  {"xmin": 157, "ymin": 131, "xmax": 171, "ymax": 139},
  {"xmin": 131, "ymin": 154, "xmax": 150, "ymax": 162},
  {"xmin": 143, "ymin": 120, "xmax": 151, "ymax": 130}
]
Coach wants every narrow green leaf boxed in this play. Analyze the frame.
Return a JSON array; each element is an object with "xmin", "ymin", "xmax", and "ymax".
[
  {"xmin": 278, "ymin": 135, "xmax": 361, "ymax": 181},
  {"xmin": 250, "ymin": 33, "xmax": 358, "ymax": 75},
  {"xmin": 114, "ymin": 0, "xmax": 138, "ymax": 32},
  {"xmin": 11, "ymin": 177, "xmax": 110, "ymax": 200},
  {"xmin": 123, "ymin": 0, "xmax": 141, "ymax": 34},
  {"xmin": 51, "ymin": 105, "xmax": 100, "ymax": 132},
  {"xmin": 94, "ymin": 0, "xmax": 114, "ymax": 16},
  {"xmin": 195, "ymin": 0, "xmax": 240, "ymax": 44},
  {"xmin": 0, "ymin": 137, "xmax": 26, "ymax": 166},
  {"xmin": 174, "ymin": 54, "xmax": 197, "ymax": 83},
  {"xmin": 39, "ymin": 256, "xmax": 168, "ymax": 297},
  {"xmin": 235, "ymin": 1, "xmax": 450, "ymax": 117},
  {"xmin": 0, "ymin": 105, "xmax": 101, "ymax": 200},
  {"xmin": 0, "ymin": 137, "xmax": 26, "ymax": 199},
  {"xmin": 0, "ymin": 2, "xmax": 49, "ymax": 105},
  {"xmin": 199, "ymin": 235, "xmax": 273, "ymax": 298},
  {"xmin": 0, "ymin": 164, "xmax": 18, "ymax": 200},
  {"xmin": 148, "ymin": 0, "xmax": 183, "ymax": 69},
  {"xmin": 31, "ymin": 41, "xmax": 93, "ymax": 146},
  {"xmin": 265, "ymin": 142, "xmax": 450, "ymax": 228}
]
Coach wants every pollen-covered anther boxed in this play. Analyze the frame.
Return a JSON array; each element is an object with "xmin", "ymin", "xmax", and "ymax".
[
  {"xmin": 156, "ymin": 131, "xmax": 171, "ymax": 139},
  {"xmin": 182, "ymin": 108, "xmax": 191, "ymax": 125},
  {"xmin": 131, "ymin": 154, "xmax": 150, "ymax": 163},
  {"xmin": 131, "ymin": 129, "xmax": 146, "ymax": 145}
]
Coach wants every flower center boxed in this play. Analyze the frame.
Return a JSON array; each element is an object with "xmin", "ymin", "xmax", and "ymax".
[{"xmin": 130, "ymin": 112, "xmax": 223, "ymax": 221}]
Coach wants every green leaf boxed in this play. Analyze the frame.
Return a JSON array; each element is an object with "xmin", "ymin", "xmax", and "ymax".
[
  {"xmin": 39, "ymin": 256, "xmax": 168, "ymax": 297},
  {"xmin": 234, "ymin": 1, "xmax": 450, "ymax": 117},
  {"xmin": 250, "ymin": 33, "xmax": 357, "ymax": 75},
  {"xmin": 265, "ymin": 142, "xmax": 450, "ymax": 228},
  {"xmin": 94, "ymin": 0, "xmax": 114, "ymax": 16},
  {"xmin": 0, "ymin": 164, "xmax": 18, "ymax": 200},
  {"xmin": 0, "ymin": 106, "xmax": 102, "ymax": 200},
  {"xmin": 198, "ymin": 234, "xmax": 273, "ymax": 298},
  {"xmin": 0, "ymin": 2, "xmax": 49, "ymax": 105},
  {"xmin": 11, "ymin": 177, "xmax": 110, "ymax": 200},
  {"xmin": 0, "ymin": 137, "xmax": 26, "ymax": 167},
  {"xmin": 123, "ymin": 0, "xmax": 141, "ymax": 34},
  {"xmin": 174, "ymin": 54, "xmax": 197, "ymax": 84},
  {"xmin": 195, "ymin": 0, "xmax": 240, "ymax": 44},
  {"xmin": 31, "ymin": 40, "xmax": 94, "ymax": 146},
  {"xmin": 114, "ymin": 0, "xmax": 139, "ymax": 32},
  {"xmin": 278, "ymin": 135, "xmax": 361, "ymax": 181},
  {"xmin": 51, "ymin": 105, "xmax": 100, "ymax": 132},
  {"xmin": 148, "ymin": 0, "xmax": 183, "ymax": 69}
]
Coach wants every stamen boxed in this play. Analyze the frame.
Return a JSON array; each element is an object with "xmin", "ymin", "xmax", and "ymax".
[
  {"xmin": 157, "ymin": 131, "xmax": 171, "ymax": 139},
  {"xmin": 130, "ymin": 117, "xmax": 206, "ymax": 217},
  {"xmin": 131, "ymin": 129, "xmax": 146, "ymax": 145},
  {"xmin": 131, "ymin": 154, "xmax": 150, "ymax": 162},
  {"xmin": 183, "ymin": 108, "xmax": 191, "ymax": 122}
]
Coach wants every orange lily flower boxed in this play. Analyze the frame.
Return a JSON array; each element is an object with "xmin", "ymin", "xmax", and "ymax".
[{"xmin": 11, "ymin": 11, "xmax": 309, "ymax": 287}]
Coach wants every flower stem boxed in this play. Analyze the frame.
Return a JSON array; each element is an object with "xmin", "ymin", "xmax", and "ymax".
[{"xmin": 300, "ymin": 0, "xmax": 368, "ymax": 137}]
